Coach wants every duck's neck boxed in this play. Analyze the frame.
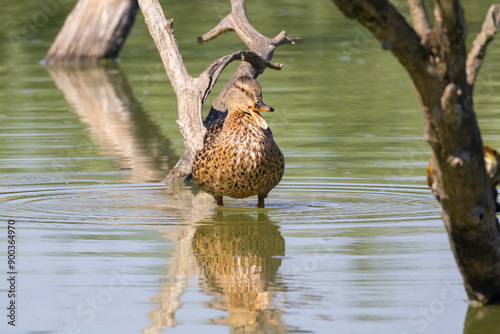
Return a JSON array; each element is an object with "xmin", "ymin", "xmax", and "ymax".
[
  {"xmin": 226, "ymin": 110, "xmax": 252, "ymax": 124},
  {"xmin": 224, "ymin": 111, "xmax": 272, "ymax": 137}
]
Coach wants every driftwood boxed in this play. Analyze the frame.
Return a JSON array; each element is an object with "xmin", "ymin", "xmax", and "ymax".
[
  {"xmin": 137, "ymin": 0, "xmax": 296, "ymax": 184},
  {"xmin": 332, "ymin": 0, "xmax": 500, "ymax": 304},
  {"xmin": 45, "ymin": 0, "xmax": 138, "ymax": 65}
]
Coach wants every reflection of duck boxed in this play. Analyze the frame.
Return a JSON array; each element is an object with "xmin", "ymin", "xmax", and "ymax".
[
  {"xmin": 426, "ymin": 144, "xmax": 500, "ymax": 211},
  {"xmin": 192, "ymin": 212, "xmax": 286, "ymax": 332},
  {"xmin": 192, "ymin": 76, "xmax": 285, "ymax": 208}
]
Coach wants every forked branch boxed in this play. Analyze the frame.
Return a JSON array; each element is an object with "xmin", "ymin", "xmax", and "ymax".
[
  {"xmin": 197, "ymin": 0, "xmax": 298, "ymax": 48},
  {"xmin": 138, "ymin": 0, "xmax": 294, "ymax": 183},
  {"xmin": 201, "ymin": 0, "xmax": 298, "ymax": 128},
  {"xmin": 199, "ymin": 50, "xmax": 283, "ymax": 104},
  {"xmin": 333, "ymin": 0, "xmax": 500, "ymax": 304}
]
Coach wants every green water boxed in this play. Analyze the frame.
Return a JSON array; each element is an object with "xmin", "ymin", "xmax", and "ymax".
[{"xmin": 2, "ymin": 0, "xmax": 500, "ymax": 333}]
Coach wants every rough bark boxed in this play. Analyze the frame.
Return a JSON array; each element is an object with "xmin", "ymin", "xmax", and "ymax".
[
  {"xmin": 137, "ymin": 0, "xmax": 295, "ymax": 183},
  {"xmin": 333, "ymin": 0, "xmax": 500, "ymax": 304},
  {"xmin": 45, "ymin": 0, "xmax": 138, "ymax": 65}
]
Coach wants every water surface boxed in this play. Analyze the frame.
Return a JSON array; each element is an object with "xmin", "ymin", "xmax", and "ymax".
[{"xmin": 2, "ymin": 1, "xmax": 500, "ymax": 333}]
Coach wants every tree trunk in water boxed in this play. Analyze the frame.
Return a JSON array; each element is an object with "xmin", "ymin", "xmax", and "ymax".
[
  {"xmin": 332, "ymin": 0, "xmax": 500, "ymax": 304},
  {"xmin": 45, "ymin": 0, "xmax": 138, "ymax": 65}
]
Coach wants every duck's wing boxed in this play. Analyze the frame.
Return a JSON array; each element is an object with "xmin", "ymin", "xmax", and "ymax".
[{"xmin": 202, "ymin": 118, "xmax": 225, "ymax": 149}]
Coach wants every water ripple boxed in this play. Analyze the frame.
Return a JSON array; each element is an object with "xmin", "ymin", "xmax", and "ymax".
[
  {"xmin": 0, "ymin": 178, "xmax": 439, "ymax": 227},
  {"xmin": 1, "ymin": 184, "xmax": 177, "ymax": 225}
]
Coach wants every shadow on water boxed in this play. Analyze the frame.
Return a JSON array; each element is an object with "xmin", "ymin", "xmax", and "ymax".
[
  {"xmin": 144, "ymin": 210, "xmax": 287, "ymax": 333},
  {"xmin": 46, "ymin": 62, "xmax": 177, "ymax": 183}
]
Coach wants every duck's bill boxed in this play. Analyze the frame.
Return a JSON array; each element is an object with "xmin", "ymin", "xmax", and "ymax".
[
  {"xmin": 250, "ymin": 99, "xmax": 273, "ymax": 129},
  {"xmin": 252, "ymin": 99, "xmax": 274, "ymax": 112},
  {"xmin": 249, "ymin": 110, "xmax": 268, "ymax": 129}
]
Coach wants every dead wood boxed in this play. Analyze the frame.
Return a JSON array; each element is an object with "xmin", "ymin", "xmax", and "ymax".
[
  {"xmin": 45, "ymin": 0, "xmax": 138, "ymax": 65},
  {"xmin": 138, "ymin": 0, "xmax": 295, "ymax": 183},
  {"xmin": 198, "ymin": 0, "xmax": 297, "ymax": 128},
  {"xmin": 333, "ymin": 0, "xmax": 500, "ymax": 304}
]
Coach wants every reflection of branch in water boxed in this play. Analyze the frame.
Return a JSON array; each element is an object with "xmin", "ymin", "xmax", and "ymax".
[
  {"xmin": 46, "ymin": 63, "xmax": 176, "ymax": 182},
  {"xmin": 144, "ymin": 209, "xmax": 287, "ymax": 333},
  {"xmin": 144, "ymin": 189, "xmax": 214, "ymax": 331}
]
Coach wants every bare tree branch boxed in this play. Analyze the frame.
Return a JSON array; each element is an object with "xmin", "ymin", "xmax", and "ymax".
[
  {"xmin": 333, "ymin": 0, "xmax": 500, "ymax": 304},
  {"xmin": 201, "ymin": 0, "xmax": 297, "ymax": 128},
  {"xmin": 138, "ymin": 0, "xmax": 292, "ymax": 183},
  {"xmin": 197, "ymin": 14, "xmax": 234, "ymax": 44},
  {"xmin": 199, "ymin": 50, "xmax": 283, "ymax": 104},
  {"xmin": 139, "ymin": 0, "xmax": 206, "ymax": 183},
  {"xmin": 432, "ymin": 0, "xmax": 468, "ymax": 82},
  {"xmin": 229, "ymin": 0, "xmax": 271, "ymax": 49},
  {"xmin": 273, "ymin": 30, "xmax": 299, "ymax": 46},
  {"xmin": 198, "ymin": 1, "xmax": 297, "ymax": 48},
  {"xmin": 466, "ymin": 4, "xmax": 500, "ymax": 85},
  {"xmin": 140, "ymin": 5, "xmax": 192, "ymax": 94},
  {"xmin": 408, "ymin": 0, "xmax": 432, "ymax": 38}
]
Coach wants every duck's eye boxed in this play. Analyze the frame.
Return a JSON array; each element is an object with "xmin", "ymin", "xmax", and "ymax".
[{"xmin": 241, "ymin": 88, "xmax": 245, "ymax": 92}]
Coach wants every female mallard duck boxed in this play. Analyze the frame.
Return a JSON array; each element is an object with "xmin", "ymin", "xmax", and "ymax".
[{"xmin": 192, "ymin": 76, "xmax": 285, "ymax": 208}]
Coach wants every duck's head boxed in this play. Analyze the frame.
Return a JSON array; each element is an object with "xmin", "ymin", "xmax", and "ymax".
[{"xmin": 226, "ymin": 76, "xmax": 274, "ymax": 129}]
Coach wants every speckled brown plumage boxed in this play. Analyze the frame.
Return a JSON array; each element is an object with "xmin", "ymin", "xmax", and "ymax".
[{"xmin": 192, "ymin": 76, "xmax": 285, "ymax": 208}]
